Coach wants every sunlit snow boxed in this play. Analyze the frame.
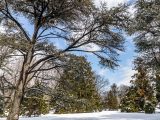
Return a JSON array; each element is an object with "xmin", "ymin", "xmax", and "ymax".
[{"xmin": 1, "ymin": 111, "xmax": 160, "ymax": 120}]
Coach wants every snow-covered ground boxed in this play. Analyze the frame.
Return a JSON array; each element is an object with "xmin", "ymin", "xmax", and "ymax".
[{"xmin": 1, "ymin": 110, "xmax": 160, "ymax": 120}]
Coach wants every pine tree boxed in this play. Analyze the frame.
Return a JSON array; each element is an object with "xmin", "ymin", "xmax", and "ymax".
[
  {"xmin": 120, "ymin": 86, "xmax": 139, "ymax": 112},
  {"xmin": 104, "ymin": 83, "xmax": 119, "ymax": 110},
  {"xmin": 52, "ymin": 55, "xmax": 102, "ymax": 113},
  {"xmin": 155, "ymin": 74, "xmax": 160, "ymax": 106},
  {"xmin": 118, "ymin": 85, "xmax": 129, "ymax": 102},
  {"xmin": 120, "ymin": 58, "xmax": 156, "ymax": 113},
  {"xmin": 131, "ymin": 0, "xmax": 160, "ymax": 108}
]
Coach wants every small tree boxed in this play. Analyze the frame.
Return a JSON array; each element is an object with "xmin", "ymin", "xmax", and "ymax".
[
  {"xmin": 118, "ymin": 85, "xmax": 129, "ymax": 102},
  {"xmin": 120, "ymin": 86, "xmax": 139, "ymax": 112},
  {"xmin": 104, "ymin": 83, "xmax": 119, "ymax": 110},
  {"xmin": 144, "ymin": 101, "xmax": 155, "ymax": 114}
]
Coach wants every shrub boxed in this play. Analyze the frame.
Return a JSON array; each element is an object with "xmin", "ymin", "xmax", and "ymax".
[{"xmin": 144, "ymin": 101, "xmax": 155, "ymax": 114}]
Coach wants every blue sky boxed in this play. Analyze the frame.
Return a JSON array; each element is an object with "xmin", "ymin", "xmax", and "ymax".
[
  {"xmin": 91, "ymin": 34, "xmax": 136, "ymax": 86},
  {"xmin": 89, "ymin": 0, "xmax": 137, "ymax": 86}
]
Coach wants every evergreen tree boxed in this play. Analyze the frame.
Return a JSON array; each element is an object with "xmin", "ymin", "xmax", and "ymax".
[
  {"xmin": 52, "ymin": 55, "xmax": 102, "ymax": 113},
  {"xmin": 120, "ymin": 86, "xmax": 139, "ymax": 112},
  {"xmin": 155, "ymin": 74, "xmax": 160, "ymax": 105},
  {"xmin": 118, "ymin": 85, "xmax": 129, "ymax": 102},
  {"xmin": 0, "ymin": 95, "xmax": 4, "ymax": 116},
  {"xmin": 120, "ymin": 58, "xmax": 156, "ymax": 113},
  {"xmin": 131, "ymin": 0, "xmax": 160, "ymax": 108},
  {"xmin": 0, "ymin": 46, "xmax": 12, "ymax": 70},
  {"xmin": 104, "ymin": 83, "xmax": 119, "ymax": 110},
  {"xmin": 21, "ymin": 82, "xmax": 50, "ymax": 117}
]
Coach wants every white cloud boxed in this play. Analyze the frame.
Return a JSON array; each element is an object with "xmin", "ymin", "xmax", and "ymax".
[
  {"xmin": 128, "ymin": 4, "xmax": 136, "ymax": 18},
  {"xmin": 93, "ymin": 0, "xmax": 136, "ymax": 17},
  {"xmin": 116, "ymin": 58, "xmax": 136, "ymax": 86},
  {"xmin": 81, "ymin": 43, "xmax": 101, "ymax": 52},
  {"xmin": 97, "ymin": 65, "xmax": 135, "ymax": 86},
  {"xmin": 99, "ymin": 58, "xmax": 136, "ymax": 86},
  {"xmin": 0, "ymin": 26, "xmax": 5, "ymax": 33},
  {"xmin": 94, "ymin": 0, "xmax": 129, "ymax": 8},
  {"xmin": 117, "ymin": 66, "xmax": 135, "ymax": 86},
  {"xmin": 98, "ymin": 68, "xmax": 108, "ymax": 77}
]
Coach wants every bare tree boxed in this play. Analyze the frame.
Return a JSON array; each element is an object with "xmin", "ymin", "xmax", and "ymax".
[{"xmin": 0, "ymin": 0, "xmax": 129, "ymax": 120}]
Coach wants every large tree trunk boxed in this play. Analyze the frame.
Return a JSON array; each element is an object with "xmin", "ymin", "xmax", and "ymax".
[
  {"xmin": 7, "ymin": 48, "xmax": 34, "ymax": 120},
  {"xmin": 7, "ymin": 82, "xmax": 24, "ymax": 120}
]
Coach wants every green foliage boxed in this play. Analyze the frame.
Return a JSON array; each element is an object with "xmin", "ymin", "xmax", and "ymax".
[
  {"xmin": 21, "ymin": 83, "xmax": 50, "ymax": 117},
  {"xmin": 120, "ymin": 58, "xmax": 156, "ymax": 113},
  {"xmin": 21, "ymin": 96, "xmax": 49, "ymax": 117},
  {"xmin": 0, "ymin": 96, "xmax": 4, "ymax": 117},
  {"xmin": 144, "ymin": 101, "xmax": 155, "ymax": 114},
  {"xmin": 52, "ymin": 55, "xmax": 102, "ymax": 113},
  {"xmin": 0, "ymin": 46, "xmax": 13, "ymax": 71},
  {"xmin": 132, "ymin": 0, "xmax": 160, "ymax": 106},
  {"xmin": 118, "ymin": 85, "xmax": 129, "ymax": 101},
  {"xmin": 120, "ymin": 87, "xmax": 140, "ymax": 112},
  {"xmin": 103, "ymin": 83, "xmax": 119, "ymax": 110},
  {"xmin": 155, "ymin": 74, "xmax": 160, "ymax": 103}
]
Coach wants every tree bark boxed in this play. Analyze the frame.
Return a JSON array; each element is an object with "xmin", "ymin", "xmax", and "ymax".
[
  {"xmin": 6, "ymin": 48, "xmax": 34, "ymax": 120},
  {"xmin": 6, "ymin": 82, "xmax": 24, "ymax": 120}
]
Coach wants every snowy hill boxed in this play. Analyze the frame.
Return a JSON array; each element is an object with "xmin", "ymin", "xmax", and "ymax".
[{"xmin": 1, "ymin": 111, "xmax": 160, "ymax": 120}]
